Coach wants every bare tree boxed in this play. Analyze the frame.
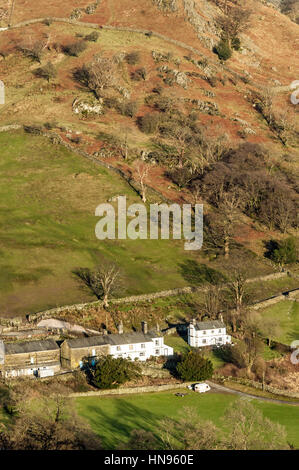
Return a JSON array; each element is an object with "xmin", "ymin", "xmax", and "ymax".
[
  {"xmin": 74, "ymin": 55, "xmax": 119, "ymax": 99},
  {"xmin": 216, "ymin": 4, "xmax": 251, "ymax": 45},
  {"xmin": 203, "ymin": 284, "xmax": 223, "ymax": 320},
  {"xmin": 222, "ymin": 398, "xmax": 289, "ymax": 450},
  {"xmin": 74, "ymin": 262, "xmax": 120, "ymax": 308},
  {"xmin": 18, "ymin": 37, "xmax": 47, "ymax": 63},
  {"xmin": 0, "ymin": 393, "xmax": 101, "ymax": 450},
  {"xmin": 226, "ymin": 270, "xmax": 248, "ymax": 332},
  {"xmin": 160, "ymin": 407, "xmax": 219, "ymax": 450},
  {"xmin": 135, "ymin": 161, "xmax": 150, "ymax": 203}
]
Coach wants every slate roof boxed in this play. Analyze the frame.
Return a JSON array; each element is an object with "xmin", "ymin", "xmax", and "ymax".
[
  {"xmin": 4, "ymin": 339, "xmax": 60, "ymax": 355},
  {"xmin": 66, "ymin": 331, "xmax": 160, "ymax": 349},
  {"xmin": 191, "ymin": 320, "xmax": 225, "ymax": 331}
]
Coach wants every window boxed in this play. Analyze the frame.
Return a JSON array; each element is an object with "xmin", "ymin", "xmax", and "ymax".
[
  {"xmin": 202, "ymin": 339, "xmax": 206, "ymax": 344},
  {"xmin": 155, "ymin": 349, "xmax": 160, "ymax": 355},
  {"xmin": 117, "ymin": 346, "xmax": 121, "ymax": 351},
  {"xmin": 219, "ymin": 329, "xmax": 222, "ymax": 333},
  {"xmin": 155, "ymin": 340, "xmax": 159, "ymax": 346},
  {"xmin": 140, "ymin": 352, "xmax": 145, "ymax": 357},
  {"xmin": 141, "ymin": 343, "xmax": 145, "ymax": 349},
  {"xmin": 203, "ymin": 330, "xmax": 206, "ymax": 334},
  {"xmin": 129, "ymin": 345, "xmax": 134, "ymax": 351},
  {"xmin": 211, "ymin": 330, "xmax": 214, "ymax": 334},
  {"xmin": 218, "ymin": 338, "xmax": 222, "ymax": 342}
]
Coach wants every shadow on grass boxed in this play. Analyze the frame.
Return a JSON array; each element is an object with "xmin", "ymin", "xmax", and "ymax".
[
  {"xmin": 79, "ymin": 398, "xmax": 164, "ymax": 449},
  {"xmin": 179, "ymin": 260, "xmax": 226, "ymax": 286}
]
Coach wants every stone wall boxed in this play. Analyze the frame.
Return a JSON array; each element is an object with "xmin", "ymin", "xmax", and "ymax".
[
  {"xmin": 69, "ymin": 381, "xmax": 191, "ymax": 397},
  {"xmin": 217, "ymin": 376, "xmax": 299, "ymax": 399}
]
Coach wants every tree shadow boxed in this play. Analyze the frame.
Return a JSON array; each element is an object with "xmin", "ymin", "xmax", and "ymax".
[
  {"xmin": 179, "ymin": 259, "xmax": 226, "ymax": 285},
  {"xmin": 72, "ymin": 267, "xmax": 103, "ymax": 300},
  {"xmin": 80, "ymin": 398, "xmax": 164, "ymax": 449}
]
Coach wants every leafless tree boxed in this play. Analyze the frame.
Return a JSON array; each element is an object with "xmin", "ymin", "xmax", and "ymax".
[
  {"xmin": 135, "ymin": 161, "xmax": 150, "ymax": 203},
  {"xmin": 222, "ymin": 398, "xmax": 289, "ymax": 450},
  {"xmin": 226, "ymin": 270, "xmax": 248, "ymax": 332},
  {"xmin": 0, "ymin": 393, "xmax": 101, "ymax": 450},
  {"xmin": 18, "ymin": 36, "xmax": 48, "ymax": 63},
  {"xmin": 74, "ymin": 262, "xmax": 120, "ymax": 308},
  {"xmin": 216, "ymin": 4, "xmax": 251, "ymax": 45},
  {"xmin": 203, "ymin": 284, "xmax": 223, "ymax": 320},
  {"xmin": 74, "ymin": 55, "xmax": 119, "ymax": 99}
]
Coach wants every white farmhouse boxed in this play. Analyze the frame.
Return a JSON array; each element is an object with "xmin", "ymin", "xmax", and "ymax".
[
  {"xmin": 60, "ymin": 321, "xmax": 173, "ymax": 369},
  {"xmin": 188, "ymin": 319, "xmax": 231, "ymax": 347},
  {"xmin": 109, "ymin": 331, "xmax": 172, "ymax": 361}
]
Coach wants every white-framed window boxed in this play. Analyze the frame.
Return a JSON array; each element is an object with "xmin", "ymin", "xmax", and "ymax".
[
  {"xmin": 219, "ymin": 329, "xmax": 222, "ymax": 333},
  {"xmin": 202, "ymin": 339, "xmax": 206, "ymax": 344},
  {"xmin": 140, "ymin": 352, "xmax": 145, "ymax": 357},
  {"xmin": 155, "ymin": 340, "xmax": 159, "ymax": 346},
  {"xmin": 117, "ymin": 346, "xmax": 121, "ymax": 351},
  {"xmin": 218, "ymin": 338, "xmax": 222, "ymax": 342},
  {"xmin": 203, "ymin": 330, "xmax": 206, "ymax": 335},
  {"xmin": 211, "ymin": 330, "xmax": 214, "ymax": 334},
  {"xmin": 141, "ymin": 343, "xmax": 145, "ymax": 349}
]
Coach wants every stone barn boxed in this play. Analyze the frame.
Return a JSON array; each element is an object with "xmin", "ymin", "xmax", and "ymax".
[
  {"xmin": 60, "ymin": 336, "xmax": 110, "ymax": 370},
  {"xmin": 0, "ymin": 339, "xmax": 61, "ymax": 378}
]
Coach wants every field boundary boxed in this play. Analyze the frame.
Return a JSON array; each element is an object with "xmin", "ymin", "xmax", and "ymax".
[
  {"xmin": 70, "ymin": 381, "xmax": 192, "ymax": 397},
  {"xmin": 0, "ymin": 15, "xmax": 292, "ymax": 93}
]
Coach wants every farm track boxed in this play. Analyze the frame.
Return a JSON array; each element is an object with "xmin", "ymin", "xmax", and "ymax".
[{"xmin": 207, "ymin": 381, "xmax": 299, "ymax": 406}]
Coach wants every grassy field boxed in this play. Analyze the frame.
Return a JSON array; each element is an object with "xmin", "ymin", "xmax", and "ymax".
[
  {"xmin": 260, "ymin": 300, "xmax": 299, "ymax": 345},
  {"xmin": 75, "ymin": 391, "xmax": 299, "ymax": 449},
  {"xmin": 0, "ymin": 130, "xmax": 212, "ymax": 316}
]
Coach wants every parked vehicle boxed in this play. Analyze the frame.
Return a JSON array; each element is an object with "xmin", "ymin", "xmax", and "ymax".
[{"xmin": 188, "ymin": 383, "xmax": 211, "ymax": 393}]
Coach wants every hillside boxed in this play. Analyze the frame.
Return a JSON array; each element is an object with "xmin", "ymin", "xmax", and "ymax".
[{"xmin": 0, "ymin": 0, "xmax": 298, "ymax": 316}]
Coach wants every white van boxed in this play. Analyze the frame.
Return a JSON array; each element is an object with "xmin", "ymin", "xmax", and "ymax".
[{"xmin": 188, "ymin": 383, "xmax": 211, "ymax": 393}]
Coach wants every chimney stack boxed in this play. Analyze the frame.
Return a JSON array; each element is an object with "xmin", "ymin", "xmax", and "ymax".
[
  {"xmin": 141, "ymin": 321, "xmax": 148, "ymax": 335},
  {"xmin": 117, "ymin": 321, "xmax": 123, "ymax": 335},
  {"xmin": 191, "ymin": 318, "xmax": 196, "ymax": 326},
  {"xmin": 218, "ymin": 313, "xmax": 223, "ymax": 323}
]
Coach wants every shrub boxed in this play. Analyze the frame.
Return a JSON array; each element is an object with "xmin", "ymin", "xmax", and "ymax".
[
  {"xmin": 69, "ymin": 135, "xmax": 82, "ymax": 144},
  {"xmin": 103, "ymin": 96, "xmax": 120, "ymax": 109},
  {"xmin": 34, "ymin": 61, "xmax": 57, "ymax": 82},
  {"xmin": 64, "ymin": 41, "xmax": 87, "ymax": 57},
  {"xmin": 85, "ymin": 32, "xmax": 99, "ymax": 42},
  {"xmin": 231, "ymin": 36, "xmax": 241, "ymax": 51},
  {"xmin": 265, "ymin": 238, "xmax": 297, "ymax": 266},
  {"xmin": 131, "ymin": 67, "xmax": 147, "ymax": 81},
  {"xmin": 139, "ymin": 112, "xmax": 160, "ymax": 134},
  {"xmin": 214, "ymin": 39, "xmax": 232, "ymax": 61},
  {"xmin": 206, "ymin": 75, "xmax": 218, "ymax": 88},
  {"xmin": 123, "ymin": 101, "xmax": 138, "ymax": 117},
  {"xmin": 23, "ymin": 125, "xmax": 43, "ymax": 135},
  {"xmin": 92, "ymin": 356, "xmax": 141, "ymax": 389},
  {"xmin": 176, "ymin": 351, "xmax": 214, "ymax": 382},
  {"xmin": 44, "ymin": 121, "xmax": 58, "ymax": 130},
  {"xmin": 125, "ymin": 51, "xmax": 140, "ymax": 65},
  {"xmin": 43, "ymin": 18, "xmax": 53, "ymax": 26}
]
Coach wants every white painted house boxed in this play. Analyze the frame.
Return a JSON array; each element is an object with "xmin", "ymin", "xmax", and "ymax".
[
  {"xmin": 188, "ymin": 319, "xmax": 231, "ymax": 348},
  {"xmin": 109, "ymin": 332, "xmax": 172, "ymax": 361},
  {"xmin": 107, "ymin": 321, "xmax": 173, "ymax": 361},
  {"xmin": 61, "ymin": 322, "xmax": 174, "ymax": 369}
]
